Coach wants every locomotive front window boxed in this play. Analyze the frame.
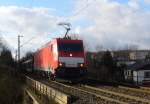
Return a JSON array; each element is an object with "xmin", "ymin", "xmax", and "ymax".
[{"xmin": 58, "ymin": 43, "xmax": 83, "ymax": 52}]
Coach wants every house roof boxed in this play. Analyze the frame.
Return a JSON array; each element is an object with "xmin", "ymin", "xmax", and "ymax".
[{"xmin": 127, "ymin": 60, "xmax": 150, "ymax": 71}]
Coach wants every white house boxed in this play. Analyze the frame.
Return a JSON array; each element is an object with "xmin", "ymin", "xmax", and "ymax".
[{"xmin": 124, "ymin": 61, "xmax": 150, "ymax": 85}]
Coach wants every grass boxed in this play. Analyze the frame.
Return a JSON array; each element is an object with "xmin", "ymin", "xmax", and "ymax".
[
  {"xmin": 0, "ymin": 65, "xmax": 24, "ymax": 104},
  {"xmin": 0, "ymin": 65, "xmax": 58, "ymax": 104}
]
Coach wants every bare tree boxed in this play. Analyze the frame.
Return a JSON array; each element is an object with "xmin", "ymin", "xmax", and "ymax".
[
  {"xmin": 128, "ymin": 44, "xmax": 139, "ymax": 50},
  {"xmin": 95, "ymin": 44, "xmax": 103, "ymax": 52},
  {"xmin": 83, "ymin": 39, "xmax": 91, "ymax": 52},
  {"xmin": 0, "ymin": 37, "xmax": 3, "ymax": 49}
]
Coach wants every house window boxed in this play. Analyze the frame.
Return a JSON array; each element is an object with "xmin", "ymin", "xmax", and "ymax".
[
  {"xmin": 144, "ymin": 72, "xmax": 150, "ymax": 78},
  {"xmin": 125, "ymin": 71, "xmax": 128, "ymax": 76},
  {"xmin": 127, "ymin": 71, "xmax": 131, "ymax": 76}
]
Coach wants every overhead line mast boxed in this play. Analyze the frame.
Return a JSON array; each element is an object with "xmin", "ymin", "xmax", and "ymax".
[{"xmin": 18, "ymin": 35, "xmax": 23, "ymax": 69}]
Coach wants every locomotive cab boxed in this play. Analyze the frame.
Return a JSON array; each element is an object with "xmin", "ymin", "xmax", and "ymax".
[{"xmin": 55, "ymin": 38, "xmax": 87, "ymax": 80}]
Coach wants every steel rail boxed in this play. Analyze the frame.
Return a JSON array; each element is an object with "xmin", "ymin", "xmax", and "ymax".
[
  {"xmin": 83, "ymin": 85, "xmax": 150, "ymax": 104},
  {"xmin": 119, "ymin": 86, "xmax": 150, "ymax": 94},
  {"xmin": 44, "ymin": 81, "xmax": 129, "ymax": 104},
  {"xmin": 140, "ymin": 86, "xmax": 150, "ymax": 91}
]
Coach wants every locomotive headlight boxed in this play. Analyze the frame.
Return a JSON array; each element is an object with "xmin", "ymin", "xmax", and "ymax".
[
  {"xmin": 59, "ymin": 62, "xmax": 65, "ymax": 67},
  {"xmin": 78, "ymin": 63, "xmax": 84, "ymax": 67},
  {"xmin": 70, "ymin": 53, "xmax": 72, "ymax": 57},
  {"xmin": 59, "ymin": 63, "xmax": 63, "ymax": 66},
  {"xmin": 80, "ymin": 63, "xmax": 83, "ymax": 67}
]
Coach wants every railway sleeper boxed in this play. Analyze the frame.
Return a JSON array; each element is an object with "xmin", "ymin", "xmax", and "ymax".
[{"xmin": 83, "ymin": 85, "xmax": 150, "ymax": 104}]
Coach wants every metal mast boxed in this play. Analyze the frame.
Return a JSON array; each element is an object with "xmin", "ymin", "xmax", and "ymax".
[{"xmin": 18, "ymin": 35, "xmax": 23, "ymax": 70}]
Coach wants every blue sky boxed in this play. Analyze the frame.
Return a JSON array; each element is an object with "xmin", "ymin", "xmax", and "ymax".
[
  {"xmin": 0, "ymin": 0, "xmax": 93, "ymax": 31},
  {"xmin": 111, "ymin": 0, "xmax": 129, "ymax": 4},
  {"xmin": 0, "ymin": 0, "xmax": 74, "ymax": 16},
  {"xmin": 1, "ymin": 0, "xmax": 150, "ymax": 55},
  {"xmin": 0, "ymin": 0, "xmax": 149, "ymax": 16}
]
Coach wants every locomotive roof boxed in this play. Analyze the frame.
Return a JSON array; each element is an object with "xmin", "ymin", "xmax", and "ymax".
[
  {"xmin": 56, "ymin": 38, "xmax": 82, "ymax": 42},
  {"xmin": 35, "ymin": 38, "xmax": 83, "ymax": 53},
  {"xmin": 44, "ymin": 38, "xmax": 82, "ymax": 46}
]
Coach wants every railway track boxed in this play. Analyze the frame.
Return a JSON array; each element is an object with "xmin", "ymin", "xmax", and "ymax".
[
  {"xmin": 82, "ymin": 85, "xmax": 150, "ymax": 104},
  {"xmin": 97, "ymin": 85, "xmax": 150, "ymax": 100},
  {"xmin": 119, "ymin": 86, "xmax": 150, "ymax": 93},
  {"xmin": 37, "ymin": 79, "xmax": 150, "ymax": 104},
  {"xmin": 27, "ymin": 75, "xmax": 150, "ymax": 104},
  {"xmin": 39, "ymin": 80, "xmax": 129, "ymax": 104},
  {"xmin": 140, "ymin": 86, "xmax": 150, "ymax": 91}
]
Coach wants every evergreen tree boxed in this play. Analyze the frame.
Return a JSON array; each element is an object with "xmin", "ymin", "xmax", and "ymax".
[
  {"xmin": 0, "ymin": 48, "xmax": 14, "ymax": 66},
  {"xmin": 101, "ymin": 50, "xmax": 116, "ymax": 80}
]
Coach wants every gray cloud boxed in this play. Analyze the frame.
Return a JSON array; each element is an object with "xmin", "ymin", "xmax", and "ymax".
[
  {"xmin": 74, "ymin": 0, "xmax": 150, "ymax": 51},
  {"xmin": 0, "ymin": 6, "xmax": 62, "ymax": 57},
  {"xmin": 1, "ymin": 0, "xmax": 150, "ymax": 56},
  {"xmin": 144, "ymin": 0, "xmax": 150, "ymax": 4}
]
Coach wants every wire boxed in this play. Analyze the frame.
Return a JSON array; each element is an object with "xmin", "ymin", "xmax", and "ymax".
[
  {"xmin": 72, "ymin": 0, "xmax": 90, "ymax": 17},
  {"xmin": 20, "ymin": 33, "xmax": 49, "ymax": 48},
  {"xmin": 20, "ymin": 36, "xmax": 37, "ymax": 47},
  {"xmin": 66, "ymin": 0, "xmax": 94, "ymax": 21},
  {"xmin": 20, "ymin": 0, "xmax": 92, "ymax": 47},
  {"xmin": 16, "ymin": 0, "xmax": 95, "ymax": 51}
]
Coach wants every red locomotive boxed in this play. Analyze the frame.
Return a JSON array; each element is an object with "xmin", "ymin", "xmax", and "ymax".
[
  {"xmin": 22, "ymin": 24, "xmax": 87, "ymax": 81},
  {"xmin": 33, "ymin": 37, "xmax": 87, "ymax": 80}
]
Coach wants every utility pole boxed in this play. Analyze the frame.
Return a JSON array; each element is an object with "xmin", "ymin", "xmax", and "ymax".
[
  {"xmin": 15, "ymin": 50, "xmax": 18, "ymax": 62},
  {"xmin": 18, "ymin": 35, "xmax": 23, "ymax": 70}
]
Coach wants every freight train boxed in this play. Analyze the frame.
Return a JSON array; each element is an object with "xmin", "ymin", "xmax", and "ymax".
[{"xmin": 22, "ymin": 37, "xmax": 87, "ymax": 81}]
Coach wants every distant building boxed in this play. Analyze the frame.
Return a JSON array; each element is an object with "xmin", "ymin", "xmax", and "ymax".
[
  {"xmin": 112, "ymin": 50, "xmax": 130, "ymax": 61},
  {"xmin": 129, "ymin": 50, "xmax": 150, "ymax": 60},
  {"xmin": 112, "ymin": 50, "xmax": 150, "ymax": 61},
  {"xmin": 116, "ymin": 60, "xmax": 136, "ymax": 67},
  {"xmin": 124, "ymin": 61, "xmax": 150, "ymax": 85},
  {"xmin": 111, "ymin": 50, "xmax": 150, "ymax": 67},
  {"xmin": 87, "ymin": 50, "xmax": 150, "ymax": 67}
]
